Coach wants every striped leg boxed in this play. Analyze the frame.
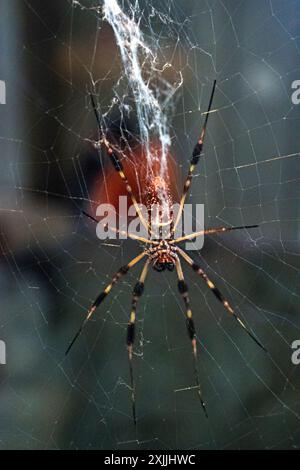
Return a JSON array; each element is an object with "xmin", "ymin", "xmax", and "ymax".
[
  {"xmin": 90, "ymin": 94, "xmax": 150, "ymax": 233},
  {"xmin": 178, "ymin": 247, "xmax": 267, "ymax": 352},
  {"xmin": 175, "ymin": 257, "xmax": 208, "ymax": 417},
  {"xmin": 172, "ymin": 224, "xmax": 259, "ymax": 244},
  {"xmin": 127, "ymin": 259, "xmax": 151, "ymax": 425},
  {"xmin": 173, "ymin": 80, "xmax": 217, "ymax": 232},
  {"xmin": 65, "ymin": 252, "xmax": 146, "ymax": 355}
]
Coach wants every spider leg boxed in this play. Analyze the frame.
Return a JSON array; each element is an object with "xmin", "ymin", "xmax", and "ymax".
[
  {"xmin": 173, "ymin": 80, "xmax": 217, "ymax": 232},
  {"xmin": 127, "ymin": 259, "xmax": 151, "ymax": 425},
  {"xmin": 90, "ymin": 93, "xmax": 151, "ymax": 234},
  {"xmin": 177, "ymin": 247, "xmax": 267, "ymax": 352},
  {"xmin": 65, "ymin": 251, "xmax": 147, "ymax": 355},
  {"xmin": 81, "ymin": 210, "xmax": 158, "ymax": 245},
  {"xmin": 172, "ymin": 224, "xmax": 259, "ymax": 244},
  {"xmin": 175, "ymin": 257, "xmax": 208, "ymax": 418}
]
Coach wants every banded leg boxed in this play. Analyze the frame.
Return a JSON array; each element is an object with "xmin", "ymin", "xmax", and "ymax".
[
  {"xmin": 173, "ymin": 80, "xmax": 217, "ymax": 232},
  {"xmin": 127, "ymin": 259, "xmax": 151, "ymax": 425},
  {"xmin": 65, "ymin": 252, "xmax": 146, "ymax": 355},
  {"xmin": 172, "ymin": 224, "xmax": 259, "ymax": 244},
  {"xmin": 175, "ymin": 257, "xmax": 208, "ymax": 417},
  {"xmin": 90, "ymin": 94, "xmax": 150, "ymax": 233},
  {"xmin": 178, "ymin": 247, "xmax": 267, "ymax": 352}
]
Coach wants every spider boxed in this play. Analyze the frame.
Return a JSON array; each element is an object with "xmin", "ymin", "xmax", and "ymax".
[{"xmin": 66, "ymin": 80, "xmax": 267, "ymax": 423}]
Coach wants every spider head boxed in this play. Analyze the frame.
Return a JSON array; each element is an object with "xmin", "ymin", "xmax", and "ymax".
[
  {"xmin": 153, "ymin": 261, "xmax": 175, "ymax": 272},
  {"xmin": 150, "ymin": 241, "xmax": 176, "ymax": 272}
]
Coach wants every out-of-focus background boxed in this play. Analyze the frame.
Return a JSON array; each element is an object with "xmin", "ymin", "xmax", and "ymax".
[{"xmin": 0, "ymin": 0, "xmax": 300, "ymax": 450}]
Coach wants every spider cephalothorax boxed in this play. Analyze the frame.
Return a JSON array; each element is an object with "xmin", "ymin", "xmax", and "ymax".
[
  {"xmin": 67, "ymin": 82, "xmax": 266, "ymax": 424},
  {"xmin": 147, "ymin": 240, "xmax": 177, "ymax": 271}
]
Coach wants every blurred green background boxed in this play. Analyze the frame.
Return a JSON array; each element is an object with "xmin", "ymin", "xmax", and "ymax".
[{"xmin": 0, "ymin": 0, "xmax": 300, "ymax": 450}]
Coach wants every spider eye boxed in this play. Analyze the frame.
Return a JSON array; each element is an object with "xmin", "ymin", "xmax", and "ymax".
[
  {"xmin": 153, "ymin": 262, "xmax": 165, "ymax": 272},
  {"xmin": 166, "ymin": 262, "xmax": 175, "ymax": 272}
]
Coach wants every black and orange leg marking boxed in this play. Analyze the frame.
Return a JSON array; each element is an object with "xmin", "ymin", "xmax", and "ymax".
[
  {"xmin": 177, "ymin": 247, "xmax": 267, "ymax": 352},
  {"xmin": 175, "ymin": 257, "xmax": 208, "ymax": 417},
  {"xmin": 90, "ymin": 93, "xmax": 150, "ymax": 234},
  {"xmin": 127, "ymin": 259, "xmax": 151, "ymax": 425},
  {"xmin": 172, "ymin": 224, "xmax": 259, "ymax": 245},
  {"xmin": 173, "ymin": 80, "xmax": 217, "ymax": 232},
  {"xmin": 65, "ymin": 251, "xmax": 147, "ymax": 355}
]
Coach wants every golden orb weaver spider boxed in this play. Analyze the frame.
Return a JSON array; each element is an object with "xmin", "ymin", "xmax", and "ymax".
[{"xmin": 66, "ymin": 80, "xmax": 267, "ymax": 423}]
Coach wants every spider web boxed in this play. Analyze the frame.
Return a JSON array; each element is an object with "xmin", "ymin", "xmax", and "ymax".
[{"xmin": 0, "ymin": 0, "xmax": 300, "ymax": 450}]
